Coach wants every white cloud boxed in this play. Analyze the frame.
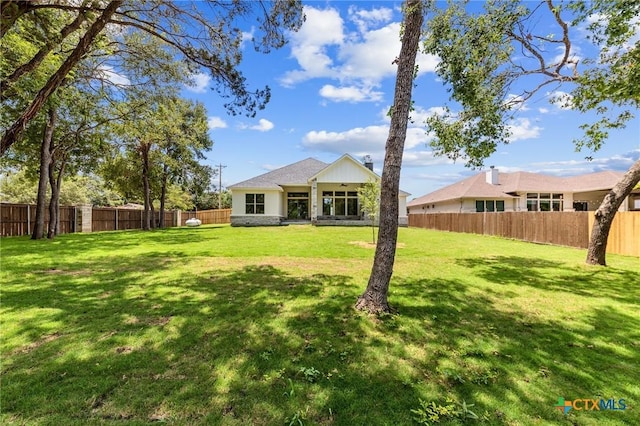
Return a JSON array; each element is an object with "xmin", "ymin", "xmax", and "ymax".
[
  {"xmin": 406, "ymin": 106, "xmax": 449, "ymax": 125},
  {"xmin": 507, "ymin": 118, "xmax": 542, "ymax": 141},
  {"xmin": 207, "ymin": 116, "xmax": 227, "ymax": 130},
  {"xmin": 348, "ymin": 5, "xmax": 393, "ymax": 33},
  {"xmin": 250, "ymin": 118, "xmax": 274, "ymax": 132},
  {"xmin": 186, "ymin": 72, "xmax": 211, "ymax": 94},
  {"xmin": 303, "ymin": 125, "xmax": 388, "ymax": 155},
  {"xmin": 262, "ymin": 163, "xmax": 285, "ymax": 171},
  {"xmin": 319, "ymin": 84, "xmax": 383, "ymax": 102},
  {"xmin": 547, "ymin": 90, "xmax": 574, "ymax": 110},
  {"xmin": 280, "ymin": 7, "xmax": 344, "ymax": 86},
  {"xmin": 96, "ymin": 65, "xmax": 130, "ymax": 86},
  {"xmin": 551, "ymin": 45, "xmax": 582, "ymax": 70},
  {"xmin": 504, "ymin": 93, "xmax": 530, "ymax": 111},
  {"xmin": 280, "ymin": 5, "xmax": 439, "ymax": 101},
  {"xmin": 530, "ymin": 149, "xmax": 640, "ymax": 175},
  {"xmin": 402, "ymin": 150, "xmax": 454, "ymax": 167},
  {"xmin": 538, "ymin": 107, "xmax": 550, "ymax": 114},
  {"xmin": 302, "ymin": 123, "xmax": 429, "ymax": 156}
]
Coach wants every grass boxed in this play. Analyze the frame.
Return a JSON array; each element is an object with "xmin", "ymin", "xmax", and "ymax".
[{"xmin": 0, "ymin": 224, "xmax": 638, "ymax": 425}]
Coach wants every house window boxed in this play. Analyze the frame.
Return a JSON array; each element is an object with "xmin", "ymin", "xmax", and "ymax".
[
  {"xmin": 322, "ymin": 191, "xmax": 359, "ymax": 216},
  {"xmin": 527, "ymin": 193, "xmax": 563, "ymax": 211},
  {"xmin": 475, "ymin": 200, "xmax": 505, "ymax": 212},
  {"xmin": 245, "ymin": 193, "xmax": 265, "ymax": 214},
  {"xmin": 573, "ymin": 201, "xmax": 588, "ymax": 211}
]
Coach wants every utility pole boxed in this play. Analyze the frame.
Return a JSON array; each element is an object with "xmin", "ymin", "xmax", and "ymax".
[{"xmin": 216, "ymin": 163, "xmax": 227, "ymax": 209}]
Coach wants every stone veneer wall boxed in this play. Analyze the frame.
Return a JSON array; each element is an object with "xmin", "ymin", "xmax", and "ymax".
[{"xmin": 230, "ymin": 215, "xmax": 283, "ymax": 226}]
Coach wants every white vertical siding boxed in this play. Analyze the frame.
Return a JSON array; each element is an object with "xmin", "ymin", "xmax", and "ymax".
[{"xmin": 315, "ymin": 159, "xmax": 374, "ymax": 183}]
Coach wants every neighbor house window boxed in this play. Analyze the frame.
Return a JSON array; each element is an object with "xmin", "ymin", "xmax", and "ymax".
[
  {"xmin": 245, "ymin": 193, "xmax": 265, "ymax": 214},
  {"xmin": 322, "ymin": 191, "xmax": 359, "ymax": 216},
  {"xmin": 475, "ymin": 200, "xmax": 505, "ymax": 212},
  {"xmin": 527, "ymin": 193, "xmax": 563, "ymax": 211}
]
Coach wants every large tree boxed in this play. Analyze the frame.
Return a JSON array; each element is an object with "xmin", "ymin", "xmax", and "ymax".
[
  {"xmin": 1, "ymin": 0, "xmax": 304, "ymax": 155},
  {"xmin": 423, "ymin": 0, "xmax": 639, "ymax": 266},
  {"xmin": 355, "ymin": 0, "xmax": 425, "ymax": 314},
  {"xmin": 156, "ymin": 97, "xmax": 212, "ymax": 228}
]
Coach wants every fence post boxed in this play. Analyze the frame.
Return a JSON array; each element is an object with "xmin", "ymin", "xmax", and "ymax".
[
  {"xmin": 27, "ymin": 204, "xmax": 31, "ymax": 235},
  {"xmin": 79, "ymin": 205, "xmax": 92, "ymax": 233},
  {"xmin": 174, "ymin": 210, "xmax": 181, "ymax": 227},
  {"xmin": 115, "ymin": 208, "xmax": 118, "ymax": 231}
]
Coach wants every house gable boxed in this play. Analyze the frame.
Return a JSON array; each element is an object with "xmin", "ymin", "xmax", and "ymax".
[{"xmin": 310, "ymin": 154, "xmax": 378, "ymax": 184}]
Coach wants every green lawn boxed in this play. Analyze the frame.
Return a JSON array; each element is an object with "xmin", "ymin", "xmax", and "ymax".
[{"xmin": 1, "ymin": 225, "xmax": 638, "ymax": 425}]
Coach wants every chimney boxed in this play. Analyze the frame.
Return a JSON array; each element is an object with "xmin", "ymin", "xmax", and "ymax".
[
  {"xmin": 486, "ymin": 166, "xmax": 499, "ymax": 185},
  {"xmin": 363, "ymin": 155, "xmax": 373, "ymax": 171}
]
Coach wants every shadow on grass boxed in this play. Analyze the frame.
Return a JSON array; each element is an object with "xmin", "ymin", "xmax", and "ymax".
[
  {"xmin": 392, "ymin": 276, "xmax": 639, "ymax": 425},
  {"xmin": 3, "ymin": 260, "xmax": 426, "ymax": 424},
  {"xmin": 0, "ymin": 226, "xmax": 224, "ymax": 262},
  {"xmin": 456, "ymin": 255, "xmax": 640, "ymax": 304},
  {"xmin": 2, "ymin": 256, "xmax": 638, "ymax": 425}
]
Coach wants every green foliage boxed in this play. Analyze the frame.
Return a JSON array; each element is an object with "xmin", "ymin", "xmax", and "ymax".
[
  {"xmin": 0, "ymin": 170, "xmax": 122, "ymax": 206},
  {"xmin": 423, "ymin": 0, "xmax": 638, "ymax": 166},
  {"xmin": 411, "ymin": 398, "xmax": 481, "ymax": 424},
  {"xmin": 357, "ymin": 178, "xmax": 381, "ymax": 243},
  {"xmin": 423, "ymin": 0, "xmax": 527, "ymax": 168},
  {"xmin": 569, "ymin": 0, "xmax": 639, "ymax": 151},
  {"xmin": 298, "ymin": 366, "xmax": 321, "ymax": 383}
]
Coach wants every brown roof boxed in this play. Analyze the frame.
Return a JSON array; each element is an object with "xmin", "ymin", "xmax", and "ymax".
[{"xmin": 408, "ymin": 170, "xmax": 625, "ymax": 207}]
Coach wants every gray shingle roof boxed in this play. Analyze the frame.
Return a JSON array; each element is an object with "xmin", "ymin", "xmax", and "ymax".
[{"xmin": 228, "ymin": 158, "xmax": 329, "ymax": 189}]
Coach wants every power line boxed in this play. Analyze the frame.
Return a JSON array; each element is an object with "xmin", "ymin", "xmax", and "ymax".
[{"xmin": 216, "ymin": 163, "xmax": 227, "ymax": 209}]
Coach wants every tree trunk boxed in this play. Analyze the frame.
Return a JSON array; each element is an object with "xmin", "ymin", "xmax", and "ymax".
[
  {"xmin": 586, "ymin": 159, "xmax": 640, "ymax": 266},
  {"xmin": 32, "ymin": 107, "xmax": 56, "ymax": 240},
  {"xmin": 47, "ymin": 156, "xmax": 66, "ymax": 239},
  {"xmin": 0, "ymin": 0, "xmax": 122, "ymax": 156},
  {"xmin": 159, "ymin": 164, "xmax": 168, "ymax": 228},
  {"xmin": 141, "ymin": 143, "xmax": 151, "ymax": 231},
  {"xmin": 355, "ymin": 0, "xmax": 423, "ymax": 314}
]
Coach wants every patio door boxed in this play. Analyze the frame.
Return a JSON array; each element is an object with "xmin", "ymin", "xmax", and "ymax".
[{"xmin": 287, "ymin": 192, "xmax": 309, "ymax": 220}]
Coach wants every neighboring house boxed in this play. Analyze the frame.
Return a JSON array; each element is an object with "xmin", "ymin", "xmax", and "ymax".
[
  {"xmin": 229, "ymin": 154, "xmax": 410, "ymax": 226},
  {"xmin": 407, "ymin": 167, "xmax": 640, "ymax": 214}
]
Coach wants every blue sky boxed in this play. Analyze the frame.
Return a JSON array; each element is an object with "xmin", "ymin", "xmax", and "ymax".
[{"xmin": 180, "ymin": 1, "xmax": 639, "ymax": 200}]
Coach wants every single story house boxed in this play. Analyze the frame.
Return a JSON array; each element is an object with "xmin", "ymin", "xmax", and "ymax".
[
  {"xmin": 229, "ymin": 154, "xmax": 410, "ymax": 226},
  {"xmin": 407, "ymin": 167, "xmax": 640, "ymax": 214}
]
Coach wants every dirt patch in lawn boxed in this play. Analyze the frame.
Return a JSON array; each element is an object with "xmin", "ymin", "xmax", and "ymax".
[
  {"xmin": 39, "ymin": 268, "xmax": 93, "ymax": 276},
  {"xmin": 13, "ymin": 331, "xmax": 62, "ymax": 355},
  {"xmin": 348, "ymin": 241, "xmax": 405, "ymax": 249}
]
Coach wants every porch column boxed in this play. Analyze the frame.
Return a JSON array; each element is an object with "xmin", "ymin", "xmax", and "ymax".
[{"xmin": 311, "ymin": 179, "xmax": 318, "ymax": 223}]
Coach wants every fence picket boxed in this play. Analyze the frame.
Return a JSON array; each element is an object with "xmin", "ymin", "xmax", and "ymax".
[
  {"xmin": 1, "ymin": 204, "xmax": 231, "ymax": 237},
  {"xmin": 409, "ymin": 211, "xmax": 639, "ymax": 257}
]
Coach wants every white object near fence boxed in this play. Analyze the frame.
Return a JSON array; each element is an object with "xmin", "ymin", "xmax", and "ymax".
[{"xmin": 185, "ymin": 218, "xmax": 202, "ymax": 227}]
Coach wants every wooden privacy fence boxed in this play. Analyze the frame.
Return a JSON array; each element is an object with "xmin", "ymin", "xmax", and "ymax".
[
  {"xmin": 181, "ymin": 209, "xmax": 231, "ymax": 225},
  {"xmin": 1, "ymin": 203, "xmax": 76, "ymax": 237},
  {"xmin": 1, "ymin": 204, "xmax": 231, "ymax": 237},
  {"xmin": 409, "ymin": 211, "xmax": 639, "ymax": 257},
  {"xmin": 91, "ymin": 208, "xmax": 177, "ymax": 232},
  {"xmin": 589, "ymin": 211, "xmax": 640, "ymax": 258}
]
